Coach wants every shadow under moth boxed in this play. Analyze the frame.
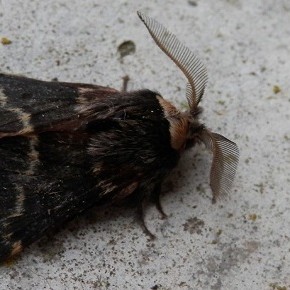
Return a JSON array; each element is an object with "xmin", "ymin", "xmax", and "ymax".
[{"xmin": 0, "ymin": 11, "xmax": 239, "ymax": 262}]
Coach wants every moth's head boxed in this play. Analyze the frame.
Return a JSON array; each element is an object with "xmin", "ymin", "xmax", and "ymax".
[{"xmin": 138, "ymin": 11, "xmax": 239, "ymax": 202}]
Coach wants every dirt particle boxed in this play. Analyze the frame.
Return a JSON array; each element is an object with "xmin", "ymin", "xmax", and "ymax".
[
  {"xmin": 188, "ymin": 0, "xmax": 198, "ymax": 6},
  {"xmin": 248, "ymin": 213, "xmax": 258, "ymax": 221},
  {"xmin": 1, "ymin": 37, "xmax": 12, "ymax": 45},
  {"xmin": 273, "ymin": 85, "xmax": 281, "ymax": 94},
  {"xmin": 183, "ymin": 217, "xmax": 205, "ymax": 234},
  {"xmin": 270, "ymin": 283, "xmax": 287, "ymax": 290},
  {"xmin": 118, "ymin": 40, "xmax": 136, "ymax": 58}
]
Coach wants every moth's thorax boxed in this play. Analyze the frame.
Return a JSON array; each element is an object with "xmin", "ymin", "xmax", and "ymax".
[{"xmin": 156, "ymin": 95, "xmax": 201, "ymax": 152}]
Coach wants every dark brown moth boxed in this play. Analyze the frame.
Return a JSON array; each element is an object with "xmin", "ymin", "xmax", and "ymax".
[{"xmin": 0, "ymin": 11, "xmax": 239, "ymax": 262}]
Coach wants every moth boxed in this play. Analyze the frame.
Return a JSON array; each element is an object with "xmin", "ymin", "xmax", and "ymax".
[{"xmin": 0, "ymin": 11, "xmax": 239, "ymax": 262}]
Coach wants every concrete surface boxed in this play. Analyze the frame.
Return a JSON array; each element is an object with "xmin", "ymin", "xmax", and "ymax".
[{"xmin": 1, "ymin": 0, "xmax": 290, "ymax": 289}]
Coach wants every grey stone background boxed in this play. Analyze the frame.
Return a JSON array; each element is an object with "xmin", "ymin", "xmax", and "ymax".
[{"xmin": 0, "ymin": 0, "xmax": 289, "ymax": 289}]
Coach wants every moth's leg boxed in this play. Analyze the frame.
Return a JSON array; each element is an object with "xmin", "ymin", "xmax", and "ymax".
[
  {"xmin": 137, "ymin": 181, "xmax": 168, "ymax": 238},
  {"xmin": 138, "ymin": 199, "xmax": 156, "ymax": 240},
  {"xmin": 129, "ymin": 185, "xmax": 155, "ymax": 239},
  {"xmin": 122, "ymin": 75, "xmax": 130, "ymax": 92},
  {"xmin": 132, "ymin": 182, "xmax": 167, "ymax": 238},
  {"xmin": 101, "ymin": 188, "xmax": 155, "ymax": 238},
  {"xmin": 151, "ymin": 182, "xmax": 167, "ymax": 219}
]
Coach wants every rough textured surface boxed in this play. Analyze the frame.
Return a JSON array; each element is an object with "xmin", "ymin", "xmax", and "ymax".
[{"xmin": 1, "ymin": 0, "xmax": 290, "ymax": 289}]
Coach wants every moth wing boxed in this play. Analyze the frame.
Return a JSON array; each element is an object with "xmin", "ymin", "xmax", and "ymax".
[{"xmin": 0, "ymin": 74, "xmax": 119, "ymax": 137}]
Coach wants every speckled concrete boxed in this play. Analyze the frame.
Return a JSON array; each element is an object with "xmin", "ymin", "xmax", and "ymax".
[{"xmin": 1, "ymin": 0, "xmax": 290, "ymax": 289}]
